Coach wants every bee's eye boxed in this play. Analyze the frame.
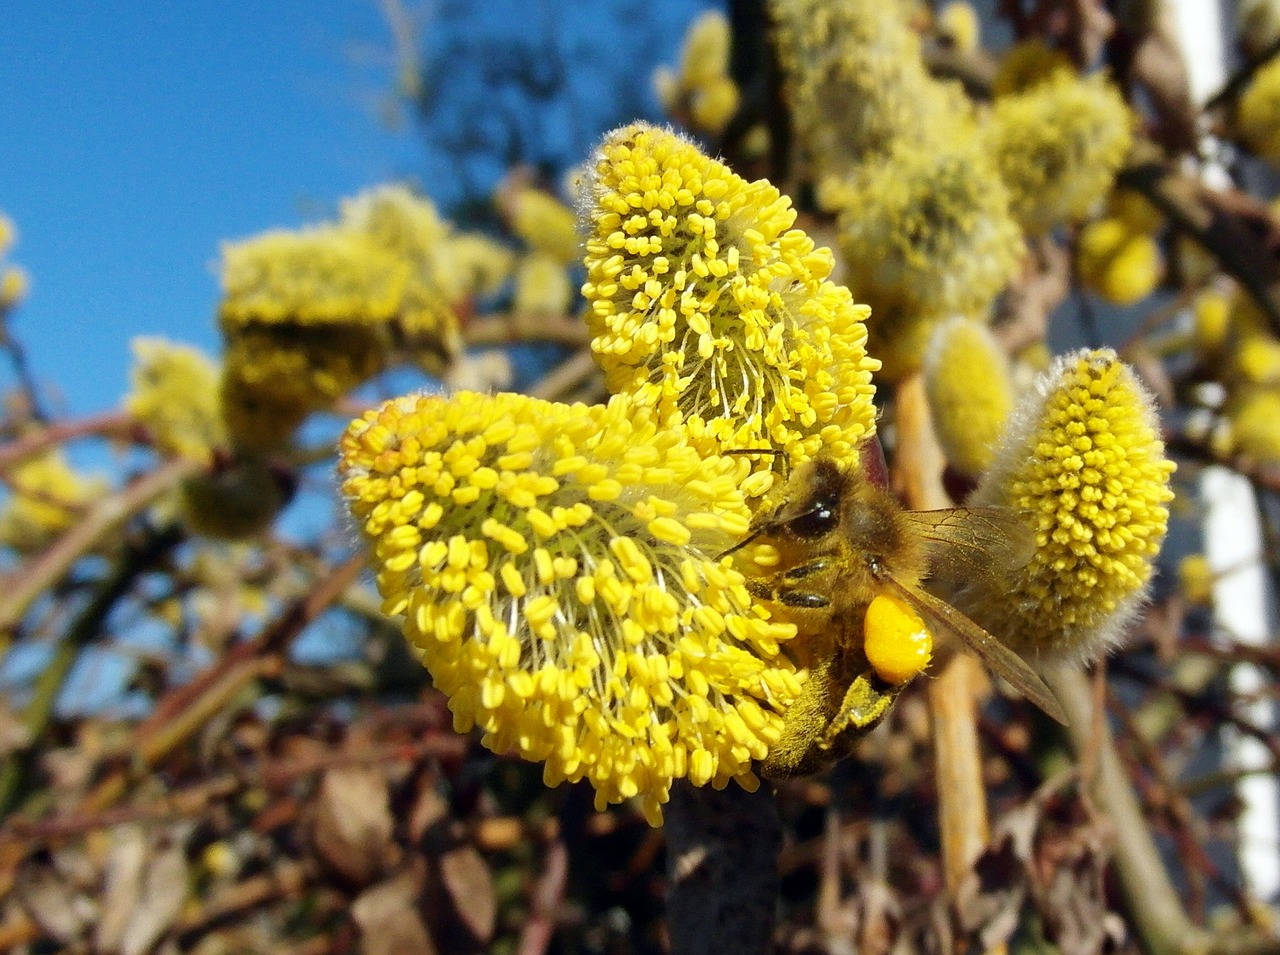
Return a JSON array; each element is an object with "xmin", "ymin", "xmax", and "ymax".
[{"xmin": 787, "ymin": 503, "xmax": 837, "ymax": 539}]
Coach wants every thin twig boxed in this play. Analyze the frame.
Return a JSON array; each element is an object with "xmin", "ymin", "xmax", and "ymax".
[
  {"xmin": 527, "ymin": 349, "xmax": 600, "ymax": 402},
  {"xmin": 0, "ymin": 313, "xmax": 51, "ymax": 423},
  {"xmin": 1047, "ymin": 667, "xmax": 1193, "ymax": 954},
  {"xmin": 0, "ymin": 456, "xmax": 200, "ymax": 652},
  {"xmin": 0, "ymin": 409, "xmax": 137, "ymax": 473},
  {"xmin": 0, "ymin": 523, "xmax": 183, "ymax": 816}
]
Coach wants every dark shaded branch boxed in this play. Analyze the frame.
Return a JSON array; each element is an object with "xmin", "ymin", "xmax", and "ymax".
[
  {"xmin": 0, "ymin": 522, "xmax": 183, "ymax": 816},
  {"xmin": 1205, "ymin": 36, "xmax": 1280, "ymax": 114},
  {"xmin": 665, "ymin": 780, "xmax": 781, "ymax": 955}
]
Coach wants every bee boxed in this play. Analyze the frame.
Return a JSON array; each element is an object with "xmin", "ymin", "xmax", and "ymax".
[{"xmin": 724, "ymin": 456, "xmax": 1067, "ymax": 779}]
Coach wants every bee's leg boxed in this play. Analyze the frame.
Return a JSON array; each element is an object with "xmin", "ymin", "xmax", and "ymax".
[
  {"xmin": 779, "ymin": 590, "xmax": 830, "ymax": 609},
  {"xmin": 820, "ymin": 674, "xmax": 899, "ymax": 747},
  {"xmin": 783, "ymin": 557, "xmax": 834, "ymax": 581},
  {"xmin": 745, "ymin": 577, "xmax": 830, "ymax": 609},
  {"xmin": 768, "ymin": 557, "xmax": 835, "ymax": 608}
]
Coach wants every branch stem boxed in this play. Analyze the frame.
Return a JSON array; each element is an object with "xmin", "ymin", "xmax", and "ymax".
[{"xmin": 0, "ymin": 456, "xmax": 200, "ymax": 652}]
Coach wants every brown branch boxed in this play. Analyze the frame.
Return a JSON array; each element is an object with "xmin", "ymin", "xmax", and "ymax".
[
  {"xmin": 527, "ymin": 350, "xmax": 600, "ymax": 402},
  {"xmin": 464, "ymin": 312, "xmax": 589, "ymax": 348},
  {"xmin": 0, "ymin": 308, "xmax": 51, "ymax": 424},
  {"xmin": 893, "ymin": 374, "xmax": 995, "ymax": 905},
  {"xmin": 0, "ymin": 409, "xmax": 138, "ymax": 473},
  {"xmin": 0, "ymin": 456, "xmax": 201, "ymax": 652}
]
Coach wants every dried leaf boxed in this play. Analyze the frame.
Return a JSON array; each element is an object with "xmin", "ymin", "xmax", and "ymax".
[
  {"xmin": 121, "ymin": 840, "xmax": 189, "ymax": 955},
  {"xmin": 15, "ymin": 862, "xmax": 95, "ymax": 943},
  {"xmin": 352, "ymin": 866, "xmax": 438, "ymax": 955},
  {"xmin": 0, "ymin": 703, "xmax": 32, "ymax": 757},
  {"xmin": 408, "ymin": 777, "xmax": 450, "ymax": 844},
  {"xmin": 438, "ymin": 843, "xmax": 496, "ymax": 943},
  {"xmin": 953, "ymin": 797, "xmax": 1042, "ymax": 947},
  {"xmin": 1033, "ymin": 821, "xmax": 1124, "ymax": 955},
  {"xmin": 312, "ymin": 765, "xmax": 394, "ymax": 885},
  {"xmin": 953, "ymin": 838, "xmax": 1027, "ymax": 949},
  {"xmin": 95, "ymin": 824, "xmax": 148, "ymax": 954}
]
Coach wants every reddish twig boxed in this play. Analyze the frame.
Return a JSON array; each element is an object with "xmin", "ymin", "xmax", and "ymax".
[{"xmin": 0, "ymin": 409, "xmax": 138, "ymax": 473}]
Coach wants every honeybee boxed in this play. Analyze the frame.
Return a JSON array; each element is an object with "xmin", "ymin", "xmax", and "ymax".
[{"xmin": 724, "ymin": 456, "xmax": 1067, "ymax": 778}]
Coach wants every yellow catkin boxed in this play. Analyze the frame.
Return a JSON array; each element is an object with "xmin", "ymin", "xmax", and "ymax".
[
  {"xmin": 507, "ymin": 186, "xmax": 582, "ymax": 265},
  {"xmin": 447, "ymin": 232, "xmax": 515, "ymax": 299},
  {"xmin": 1236, "ymin": 58, "xmax": 1280, "ymax": 162},
  {"xmin": 961, "ymin": 350, "xmax": 1176, "ymax": 662},
  {"xmin": 832, "ymin": 136, "xmax": 1023, "ymax": 319},
  {"xmin": 923, "ymin": 318, "xmax": 1014, "ymax": 477},
  {"xmin": 1178, "ymin": 554, "xmax": 1214, "ymax": 607},
  {"xmin": 125, "ymin": 338, "xmax": 227, "ymax": 463},
  {"xmin": 0, "ymin": 450, "xmax": 110, "ymax": 553},
  {"xmin": 991, "ymin": 38, "xmax": 1075, "ymax": 98},
  {"xmin": 769, "ymin": 0, "xmax": 972, "ymax": 178},
  {"xmin": 513, "ymin": 253, "xmax": 574, "ymax": 316},
  {"xmin": 338, "ymin": 184, "xmax": 463, "ymax": 366},
  {"xmin": 934, "ymin": 1, "xmax": 979, "ymax": 53},
  {"xmin": 178, "ymin": 456, "xmax": 291, "ymax": 540},
  {"xmin": 985, "ymin": 72, "xmax": 1133, "ymax": 234},
  {"xmin": 580, "ymin": 122, "xmax": 879, "ymax": 477},
  {"xmin": 219, "ymin": 226, "xmax": 409, "ymax": 330},
  {"xmin": 1076, "ymin": 217, "xmax": 1163, "ymax": 305},
  {"xmin": 1224, "ymin": 386, "xmax": 1280, "ymax": 463},
  {"xmin": 338, "ymin": 390, "xmax": 803, "ymax": 824},
  {"xmin": 653, "ymin": 10, "xmax": 741, "ymax": 135}
]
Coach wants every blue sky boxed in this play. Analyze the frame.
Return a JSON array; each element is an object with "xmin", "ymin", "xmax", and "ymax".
[{"xmin": 0, "ymin": 2, "xmax": 424, "ymax": 418}]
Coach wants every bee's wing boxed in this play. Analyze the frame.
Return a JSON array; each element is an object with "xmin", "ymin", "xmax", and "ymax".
[
  {"xmin": 902, "ymin": 507, "xmax": 1036, "ymax": 585},
  {"xmin": 880, "ymin": 575, "xmax": 1068, "ymax": 725}
]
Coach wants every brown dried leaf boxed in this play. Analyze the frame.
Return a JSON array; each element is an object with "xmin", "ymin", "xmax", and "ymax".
[
  {"xmin": 953, "ymin": 797, "xmax": 1042, "ymax": 948},
  {"xmin": 408, "ymin": 777, "xmax": 450, "ymax": 844},
  {"xmin": 15, "ymin": 862, "xmax": 96, "ymax": 944},
  {"xmin": 95, "ymin": 824, "xmax": 148, "ymax": 954},
  {"xmin": 121, "ymin": 838, "xmax": 189, "ymax": 955},
  {"xmin": 0, "ymin": 703, "xmax": 32, "ymax": 757},
  {"xmin": 1032, "ymin": 822, "xmax": 1124, "ymax": 955},
  {"xmin": 352, "ymin": 866, "xmax": 438, "ymax": 955},
  {"xmin": 312, "ymin": 765, "xmax": 394, "ymax": 885},
  {"xmin": 438, "ymin": 843, "xmax": 496, "ymax": 943}
]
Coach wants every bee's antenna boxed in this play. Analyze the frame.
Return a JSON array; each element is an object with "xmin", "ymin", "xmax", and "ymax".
[
  {"xmin": 715, "ymin": 448, "xmax": 787, "ymax": 558},
  {"xmin": 717, "ymin": 528, "xmax": 764, "ymax": 560},
  {"xmin": 721, "ymin": 448, "xmax": 780, "ymax": 458},
  {"xmin": 721, "ymin": 446, "xmax": 791, "ymax": 479}
]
